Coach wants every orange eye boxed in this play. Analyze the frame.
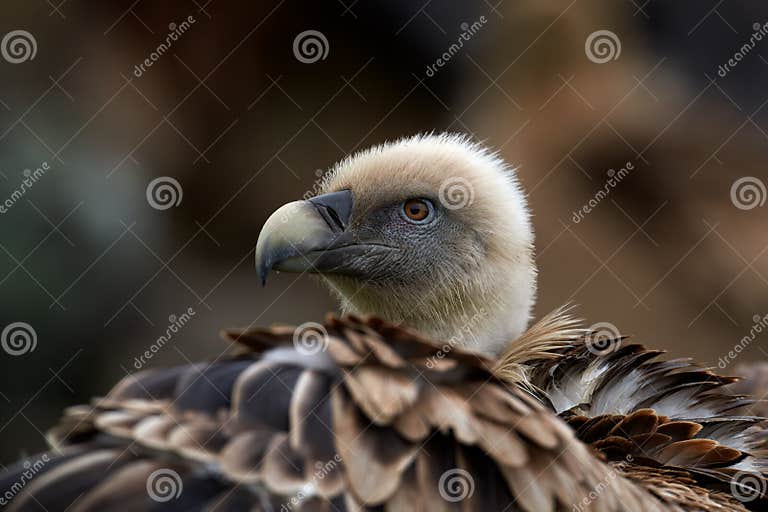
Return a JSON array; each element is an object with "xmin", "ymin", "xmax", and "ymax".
[{"xmin": 403, "ymin": 199, "xmax": 431, "ymax": 222}]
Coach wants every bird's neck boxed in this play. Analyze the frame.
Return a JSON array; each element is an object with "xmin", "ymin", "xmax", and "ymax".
[{"xmin": 325, "ymin": 268, "xmax": 536, "ymax": 357}]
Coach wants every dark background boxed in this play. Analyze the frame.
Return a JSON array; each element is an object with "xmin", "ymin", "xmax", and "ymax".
[{"xmin": 1, "ymin": 0, "xmax": 768, "ymax": 464}]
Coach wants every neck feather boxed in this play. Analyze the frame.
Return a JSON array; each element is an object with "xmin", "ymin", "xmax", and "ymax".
[{"xmin": 323, "ymin": 256, "xmax": 536, "ymax": 357}]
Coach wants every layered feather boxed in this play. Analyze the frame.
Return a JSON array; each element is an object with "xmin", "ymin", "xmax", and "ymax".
[
  {"xmin": 1, "ymin": 316, "xmax": 658, "ymax": 512},
  {"xmin": 2, "ymin": 315, "xmax": 766, "ymax": 511},
  {"xmin": 503, "ymin": 313, "xmax": 768, "ymax": 508}
]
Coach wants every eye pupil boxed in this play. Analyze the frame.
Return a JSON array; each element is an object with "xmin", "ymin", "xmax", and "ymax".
[{"xmin": 403, "ymin": 199, "xmax": 430, "ymax": 222}]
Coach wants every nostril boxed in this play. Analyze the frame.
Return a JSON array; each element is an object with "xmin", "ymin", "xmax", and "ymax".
[
  {"xmin": 308, "ymin": 189, "xmax": 353, "ymax": 232},
  {"xmin": 311, "ymin": 203, "xmax": 346, "ymax": 233},
  {"xmin": 324, "ymin": 206, "xmax": 345, "ymax": 231}
]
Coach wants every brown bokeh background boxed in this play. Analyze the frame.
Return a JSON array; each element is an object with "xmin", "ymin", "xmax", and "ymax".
[{"xmin": 1, "ymin": 0, "xmax": 767, "ymax": 463}]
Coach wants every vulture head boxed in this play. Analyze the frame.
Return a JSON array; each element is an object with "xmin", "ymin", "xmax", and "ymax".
[{"xmin": 256, "ymin": 134, "xmax": 536, "ymax": 356}]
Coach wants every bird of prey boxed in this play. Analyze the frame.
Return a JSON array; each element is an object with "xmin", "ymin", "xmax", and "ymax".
[{"xmin": 2, "ymin": 134, "xmax": 767, "ymax": 511}]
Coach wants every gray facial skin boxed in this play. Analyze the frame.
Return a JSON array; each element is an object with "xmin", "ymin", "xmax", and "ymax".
[{"xmin": 255, "ymin": 189, "xmax": 483, "ymax": 290}]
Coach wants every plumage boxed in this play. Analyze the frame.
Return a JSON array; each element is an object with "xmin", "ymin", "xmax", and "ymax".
[
  {"xmin": 3, "ymin": 316, "xmax": 764, "ymax": 511},
  {"xmin": 3, "ymin": 134, "xmax": 767, "ymax": 511},
  {"xmin": 0, "ymin": 320, "xmax": 680, "ymax": 510}
]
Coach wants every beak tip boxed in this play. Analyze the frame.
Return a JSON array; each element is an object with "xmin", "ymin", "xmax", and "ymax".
[
  {"xmin": 254, "ymin": 191, "xmax": 353, "ymax": 285},
  {"xmin": 255, "ymin": 253, "xmax": 269, "ymax": 287},
  {"xmin": 257, "ymin": 264, "xmax": 269, "ymax": 286}
]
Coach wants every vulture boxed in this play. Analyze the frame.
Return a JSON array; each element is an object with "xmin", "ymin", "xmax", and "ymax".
[{"xmin": 2, "ymin": 134, "xmax": 768, "ymax": 511}]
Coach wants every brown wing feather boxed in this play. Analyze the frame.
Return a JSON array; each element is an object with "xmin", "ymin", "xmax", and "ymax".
[
  {"xmin": 526, "ymin": 334, "xmax": 768, "ymax": 510},
  {"xmin": 3, "ymin": 316, "xmax": 760, "ymax": 511},
  {"xmin": 730, "ymin": 363, "xmax": 768, "ymax": 417}
]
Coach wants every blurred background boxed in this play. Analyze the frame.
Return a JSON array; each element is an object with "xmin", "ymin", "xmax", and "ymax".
[{"xmin": 1, "ymin": 0, "xmax": 768, "ymax": 462}]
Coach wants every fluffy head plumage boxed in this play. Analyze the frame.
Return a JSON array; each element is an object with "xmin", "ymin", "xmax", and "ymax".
[{"xmin": 315, "ymin": 133, "xmax": 537, "ymax": 355}]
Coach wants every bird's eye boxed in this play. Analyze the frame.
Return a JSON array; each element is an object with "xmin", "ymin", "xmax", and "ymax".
[{"xmin": 402, "ymin": 198, "xmax": 432, "ymax": 223}]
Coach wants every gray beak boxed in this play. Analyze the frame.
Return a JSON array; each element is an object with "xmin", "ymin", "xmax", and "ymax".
[{"xmin": 255, "ymin": 190, "xmax": 356, "ymax": 285}]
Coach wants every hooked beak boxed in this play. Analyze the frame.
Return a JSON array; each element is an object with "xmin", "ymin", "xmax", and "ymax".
[{"xmin": 256, "ymin": 190, "xmax": 363, "ymax": 285}]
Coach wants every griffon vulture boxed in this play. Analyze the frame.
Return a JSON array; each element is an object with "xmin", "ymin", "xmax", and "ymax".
[{"xmin": 1, "ymin": 134, "xmax": 767, "ymax": 511}]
